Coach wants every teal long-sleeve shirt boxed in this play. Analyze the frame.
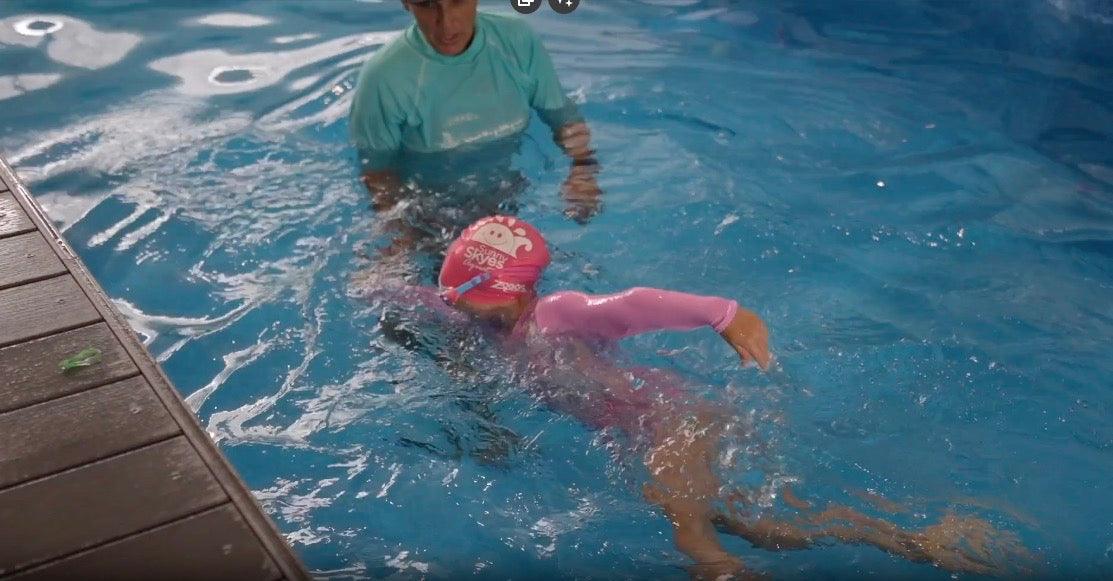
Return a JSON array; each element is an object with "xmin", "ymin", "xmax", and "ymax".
[{"xmin": 349, "ymin": 12, "xmax": 582, "ymax": 173}]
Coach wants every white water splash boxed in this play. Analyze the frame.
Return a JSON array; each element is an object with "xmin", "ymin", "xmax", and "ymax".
[
  {"xmin": 530, "ymin": 497, "xmax": 600, "ymax": 558},
  {"xmin": 714, "ymin": 212, "xmax": 739, "ymax": 235},
  {"xmin": 377, "ymin": 463, "xmax": 402, "ymax": 499},
  {"xmin": 384, "ymin": 550, "xmax": 430, "ymax": 574}
]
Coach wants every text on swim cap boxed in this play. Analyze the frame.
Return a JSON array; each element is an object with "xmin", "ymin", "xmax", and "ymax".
[{"xmin": 464, "ymin": 246, "xmax": 508, "ymax": 270}]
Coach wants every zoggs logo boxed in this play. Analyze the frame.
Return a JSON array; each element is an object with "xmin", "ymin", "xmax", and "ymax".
[{"xmin": 512, "ymin": 0, "xmax": 580, "ymax": 15}]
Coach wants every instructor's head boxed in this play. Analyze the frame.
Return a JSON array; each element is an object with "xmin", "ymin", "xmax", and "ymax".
[{"xmin": 402, "ymin": 0, "xmax": 479, "ymax": 56}]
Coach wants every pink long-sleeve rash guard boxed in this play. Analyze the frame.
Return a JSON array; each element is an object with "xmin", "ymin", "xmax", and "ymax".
[
  {"xmin": 360, "ymin": 284, "xmax": 737, "ymax": 434},
  {"xmin": 524, "ymin": 287, "xmax": 738, "ymax": 341},
  {"xmin": 357, "ymin": 284, "xmax": 737, "ymax": 342}
]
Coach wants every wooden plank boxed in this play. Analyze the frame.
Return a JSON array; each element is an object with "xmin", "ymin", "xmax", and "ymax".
[
  {"xmin": 0, "ymin": 276, "xmax": 100, "ymax": 348},
  {"xmin": 0, "ymin": 437, "xmax": 228, "ymax": 575},
  {"xmin": 0, "ymin": 155, "xmax": 310, "ymax": 580},
  {"xmin": 11, "ymin": 504, "xmax": 282, "ymax": 581},
  {"xmin": 0, "ymin": 323, "xmax": 139, "ymax": 414},
  {"xmin": 0, "ymin": 192, "xmax": 34, "ymax": 239},
  {"xmin": 0, "ymin": 376, "xmax": 180, "ymax": 489},
  {"xmin": 0, "ymin": 232, "xmax": 67, "ymax": 290}
]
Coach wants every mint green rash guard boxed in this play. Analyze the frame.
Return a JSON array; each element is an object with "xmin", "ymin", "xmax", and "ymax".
[{"xmin": 349, "ymin": 12, "xmax": 582, "ymax": 173}]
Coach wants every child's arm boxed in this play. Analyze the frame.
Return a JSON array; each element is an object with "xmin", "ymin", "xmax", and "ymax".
[
  {"xmin": 351, "ymin": 278, "xmax": 469, "ymax": 325},
  {"xmin": 534, "ymin": 287, "xmax": 771, "ymax": 369}
]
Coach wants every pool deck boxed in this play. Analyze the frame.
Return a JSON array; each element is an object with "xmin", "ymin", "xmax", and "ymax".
[{"xmin": 0, "ymin": 156, "xmax": 309, "ymax": 580}]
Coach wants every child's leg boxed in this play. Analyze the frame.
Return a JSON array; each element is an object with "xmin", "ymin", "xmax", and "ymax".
[
  {"xmin": 642, "ymin": 411, "xmax": 750, "ymax": 579},
  {"xmin": 612, "ymin": 368, "xmax": 1025, "ymax": 577},
  {"xmin": 713, "ymin": 494, "xmax": 1028, "ymax": 575}
]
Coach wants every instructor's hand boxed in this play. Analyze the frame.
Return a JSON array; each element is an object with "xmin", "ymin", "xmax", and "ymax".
[
  {"xmin": 557, "ymin": 122, "xmax": 603, "ymax": 224},
  {"xmin": 562, "ymin": 164, "xmax": 602, "ymax": 224},
  {"xmin": 720, "ymin": 308, "xmax": 772, "ymax": 370}
]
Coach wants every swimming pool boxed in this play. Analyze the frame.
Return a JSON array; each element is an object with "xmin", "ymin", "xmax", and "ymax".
[{"xmin": 2, "ymin": 0, "xmax": 1111, "ymax": 577}]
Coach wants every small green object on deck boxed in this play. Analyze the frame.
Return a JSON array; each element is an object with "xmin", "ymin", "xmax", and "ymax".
[{"xmin": 60, "ymin": 347, "xmax": 103, "ymax": 373}]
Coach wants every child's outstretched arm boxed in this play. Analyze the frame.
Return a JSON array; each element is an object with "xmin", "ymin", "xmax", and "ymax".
[{"xmin": 534, "ymin": 287, "xmax": 771, "ymax": 369}]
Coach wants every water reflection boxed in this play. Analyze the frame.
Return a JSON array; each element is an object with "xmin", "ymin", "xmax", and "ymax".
[
  {"xmin": 14, "ymin": 17, "xmax": 64, "ymax": 37},
  {"xmin": 0, "ymin": 14, "xmax": 140, "ymax": 69},
  {"xmin": 207, "ymin": 64, "xmax": 266, "ymax": 88},
  {"xmin": 0, "ymin": 73, "xmax": 61, "ymax": 101},
  {"xmin": 148, "ymin": 31, "xmax": 399, "ymax": 96},
  {"xmin": 190, "ymin": 12, "xmax": 273, "ymax": 28},
  {"xmin": 0, "ymin": 14, "xmax": 140, "ymax": 100}
]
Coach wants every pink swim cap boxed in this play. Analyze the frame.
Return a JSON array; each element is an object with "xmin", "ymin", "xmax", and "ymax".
[{"xmin": 439, "ymin": 216, "xmax": 550, "ymax": 305}]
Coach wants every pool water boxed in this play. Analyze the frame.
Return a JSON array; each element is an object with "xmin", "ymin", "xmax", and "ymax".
[{"xmin": 2, "ymin": 0, "xmax": 1111, "ymax": 578}]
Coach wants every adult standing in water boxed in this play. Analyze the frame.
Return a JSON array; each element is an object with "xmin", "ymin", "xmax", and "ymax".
[{"xmin": 350, "ymin": 0, "xmax": 601, "ymax": 236}]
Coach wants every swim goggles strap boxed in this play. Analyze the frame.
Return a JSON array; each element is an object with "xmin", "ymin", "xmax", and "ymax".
[{"xmin": 440, "ymin": 271, "xmax": 492, "ymax": 305}]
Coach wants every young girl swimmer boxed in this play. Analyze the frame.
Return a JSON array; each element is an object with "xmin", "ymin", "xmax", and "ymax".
[
  {"xmin": 369, "ymin": 215, "xmax": 1025, "ymax": 579},
  {"xmin": 438, "ymin": 215, "xmax": 771, "ymax": 368},
  {"xmin": 435, "ymin": 215, "xmax": 767, "ymax": 577}
]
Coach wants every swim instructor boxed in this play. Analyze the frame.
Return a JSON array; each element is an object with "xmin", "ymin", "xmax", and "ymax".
[{"xmin": 349, "ymin": 0, "xmax": 601, "ymax": 222}]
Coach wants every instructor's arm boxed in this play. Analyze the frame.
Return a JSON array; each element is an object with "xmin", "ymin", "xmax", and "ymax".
[
  {"xmin": 526, "ymin": 26, "xmax": 602, "ymax": 223},
  {"xmin": 360, "ymin": 169, "xmax": 406, "ymax": 211},
  {"xmin": 350, "ymin": 64, "xmax": 407, "ymax": 210}
]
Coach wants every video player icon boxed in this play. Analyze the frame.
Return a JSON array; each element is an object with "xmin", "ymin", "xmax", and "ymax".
[
  {"xmin": 510, "ymin": 0, "xmax": 542, "ymax": 15},
  {"xmin": 548, "ymin": 0, "xmax": 580, "ymax": 14}
]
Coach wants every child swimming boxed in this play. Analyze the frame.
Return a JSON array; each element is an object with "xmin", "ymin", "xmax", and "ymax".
[{"xmin": 361, "ymin": 215, "xmax": 1028, "ymax": 579}]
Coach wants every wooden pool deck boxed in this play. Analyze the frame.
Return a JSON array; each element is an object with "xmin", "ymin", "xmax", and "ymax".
[{"xmin": 0, "ymin": 156, "xmax": 309, "ymax": 580}]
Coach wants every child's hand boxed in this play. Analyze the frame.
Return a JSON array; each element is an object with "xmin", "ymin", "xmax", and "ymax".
[{"xmin": 719, "ymin": 308, "xmax": 772, "ymax": 371}]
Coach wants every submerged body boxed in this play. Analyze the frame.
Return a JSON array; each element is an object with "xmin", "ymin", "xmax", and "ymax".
[
  {"xmin": 514, "ymin": 289, "xmax": 738, "ymax": 433},
  {"xmin": 361, "ymin": 280, "xmax": 764, "ymax": 575},
  {"xmin": 357, "ymin": 216, "xmax": 1027, "ymax": 577},
  {"xmin": 364, "ymin": 281, "xmax": 1025, "ymax": 577}
]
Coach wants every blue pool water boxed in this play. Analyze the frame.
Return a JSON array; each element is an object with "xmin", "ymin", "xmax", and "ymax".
[{"xmin": 2, "ymin": 0, "xmax": 1112, "ymax": 578}]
